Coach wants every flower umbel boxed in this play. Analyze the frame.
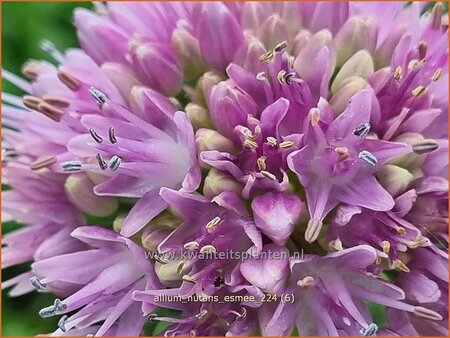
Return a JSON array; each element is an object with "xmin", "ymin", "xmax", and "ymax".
[{"xmin": 1, "ymin": 1, "xmax": 448, "ymax": 337}]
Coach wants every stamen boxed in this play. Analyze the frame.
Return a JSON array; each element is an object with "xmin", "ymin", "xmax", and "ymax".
[
  {"xmin": 259, "ymin": 50, "xmax": 274, "ymax": 62},
  {"xmin": 147, "ymin": 313, "xmax": 158, "ymax": 322},
  {"xmin": 183, "ymin": 241, "xmax": 199, "ymax": 251},
  {"xmin": 256, "ymin": 72, "xmax": 267, "ymax": 81},
  {"xmin": 21, "ymin": 61, "xmax": 40, "ymax": 80},
  {"xmin": 394, "ymin": 259, "xmax": 410, "ymax": 273},
  {"xmin": 277, "ymin": 70, "xmax": 287, "ymax": 84},
  {"xmin": 360, "ymin": 323, "xmax": 378, "ymax": 336},
  {"xmin": 89, "ymin": 129, "xmax": 103, "ymax": 144},
  {"xmin": 393, "ymin": 66, "xmax": 402, "ymax": 81},
  {"xmin": 176, "ymin": 261, "xmax": 185, "ymax": 274},
  {"xmin": 329, "ymin": 238, "xmax": 343, "ymax": 251},
  {"xmin": 89, "ymin": 87, "xmax": 107, "ymax": 105},
  {"xmin": 274, "ymin": 40, "xmax": 288, "ymax": 52},
  {"xmin": 412, "ymin": 139, "xmax": 438, "ymax": 154},
  {"xmin": 296, "ymin": 276, "xmax": 316, "ymax": 288},
  {"xmin": 182, "ymin": 275, "xmax": 196, "ymax": 284},
  {"xmin": 108, "ymin": 127, "xmax": 117, "ymax": 144},
  {"xmin": 108, "ymin": 155, "xmax": 121, "ymax": 171},
  {"xmin": 229, "ymin": 307, "xmax": 247, "ymax": 320},
  {"xmin": 411, "ymin": 85, "xmax": 427, "ymax": 97},
  {"xmin": 417, "ymin": 41, "xmax": 427, "ymax": 61},
  {"xmin": 190, "ymin": 330, "xmax": 196, "ymax": 336},
  {"xmin": 375, "ymin": 256, "xmax": 382, "ymax": 265},
  {"xmin": 154, "ymin": 254, "xmax": 169, "ymax": 265},
  {"xmin": 288, "ymin": 56, "xmax": 295, "ymax": 69},
  {"xmin": 279, "ymin": 140, "xmax": 294, "ymax": 149},
  {"xmin": 285, "ymin": 72, "xmax": 296, "ymax": 84},
  {"xmin": 266, "ymin": 137, "xmax": 277, "ymax": 146},
  {"xmin": 37, "ymin": 102, "xmax": 64, "ymax": 122},
  {"xmin": 240, "ymin": 307, "xmax": 247, "ymax": 318},
  {"xmin": 353, "ymin": 123, "xmax": 371, "ymax": 138},
  {"xmin": 58, "ymin": 315, "xmax": 68, "ymax": 332},
  {"xmin": 431, "ymin": 68, "xmax": 442, "ymax": 81},
  {"xmin": 304, "ymin": 219, "xmax": 323, "ymax": 243},
  {"xmin": 382, "ymin": 240, "xmax": 390, "ymax": 254},
  {"xmin": 260, "ymin": 170, "xmax": 277, "ymax": 180},
  {"xmin": 309, "ymin": 108, "xmax": 320, "ymax": 126},
  {"xmin": 334, "ymin": 147, "xmax": 349, "ymax": 160},
  {"xmin": 96, "ymin": 153, "xmax": 107, "ymax": 170},
  {"xmin": 23, "ymin": 95, "xmax": 42, "ymax": 111},
  {"xmin": 396, "ymin": 227, "xmax": 406, "ymax": 235},
  {"xmin": 206, "ymin": 216, "xmax": 221, "ymax": 232},
  {"xmin": 358, "ymin": 150, "xmax": 378, "ymax": 166},
  {"xmin": 195, "ymin": 310, "xmax": 208, "ymax": 320},
  {"xmin": 243, "ymin": 129, "xmax": 256, "ymax": 141},
  {"xmin": 61, "ymin": 161, "xmax": 82, "ymax": 172},
  {"xmin": 407, "ymin": 59, "xmax": 420, "ymax": 70},
  {"xmin": 413, "ymin": 306, "xmax": 443, "ymax": 321},
  {"xmin": 408, "ymin": 237, "xmax": 430, "ymax": 249},
  {"xmin": 199, "ymin": 245, "xmax": 217, "ymax": 254},
  {"xmin": 57, "ymin": 71, "xmax": 81, "ymax": 91},
  {"xmin": 39, "ymin": 299, "xmax": 67, "ymax": 318},
  {"xmin": 40, "ymin": 39, "xmax": 65, "ymax": 63},
  {"xmin": 42, "ymin": 95, "xmax": 70, "ymax": 108},
  {"xmin": 244, "ymin": 139, "xmax": 258, "ymax": 149},
  {"xmin": 257, "ymin": 157, "xmax": 267, "ymax": 171},
  {"xmin": 30, "ymin": 276, "xmax": 47, "ymax": 291},
  {"xmin": 30, "ymin": 156, "xmax": 57, "ymax": 171}
]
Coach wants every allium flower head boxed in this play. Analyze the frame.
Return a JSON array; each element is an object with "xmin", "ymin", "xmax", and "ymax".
[{"xmin": 1, "ymin": 1, "xmax": 448, "ymax": 337}]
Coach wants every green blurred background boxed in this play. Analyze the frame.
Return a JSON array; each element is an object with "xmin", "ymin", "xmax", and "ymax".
[{"xmin": 2, "ymin": 2, "xmax": 90, "ymax": 335}]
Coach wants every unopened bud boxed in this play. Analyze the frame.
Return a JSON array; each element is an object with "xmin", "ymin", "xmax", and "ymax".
[
  {"xmin": 203, "ymin": 169, "xmax": 243, "ymax": 198},
  {"xmin": 185, "ymin": 103, "xmax": 213, "ymax": 129},
  {"xmin": 113, "ymin": 214, "xmax": 126, "ymax": 233},
  {"xmin": 196, "ymin": 129, "xmax": 236, "ymax": 167},
  {"xmin": 142, "ymin": 226, "xmax": 172, "ymax": 252},
  {"xmin": 377, "ymin": 164, "xmax": 414, "ymax": 196},
  {"xmin": 330, "ymin": 76, "xmax": 367, "ymax": 115},
  {"xmin": 331, "ymin": 50, "xmax": 374, "ymax": 94},
  {"xmin": 334, "ymin": 17, "xmax": 378, "ymax": 67},
  {"xmin": 65, "ymin": 173, "xmax": 118, "ymax": 217},
  {"xmin": 101, "ymin": 62, "xmax": 140, "ymax": 99},
  {"xmin": 194, "ymin": 71, "xmax": 224, "ymax": 106},
  {"xmin": 155, "ymin": 259, "xmax": 184, "ymax": 287},
  {"xmin": 172, "ymin": 28, "xmax": 207, "ymax": 81}
]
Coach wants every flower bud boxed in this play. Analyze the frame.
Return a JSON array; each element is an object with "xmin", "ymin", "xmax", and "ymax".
[
  {"xmin": 142, "ymin": 226, "xmax": 172, "ymax": 253},
  {"xmin": 101, "ymin": 62, "xmax": 141, "ymax": 99},
  {"xmin": 390, "ymin": 133, "xmax": 426, "ymax": 168},
  {"xmin": 193, "ymin": 71, "xmax": 225, "ymax": 107},
  {"xmin": 203, "ymin": 169, "xmax": 242, "ymax": 198},
  {"xmin": 292, "ymin": 30, "xmax": 312, "ymax": 55},
  {"xmin": 330, "ymin": 76, "xmax": 367, "ymax": 115},
  {"xmin": 258, "ymin": 14, "xmax": 288, "ymax": 50},
  {"xmin": 331, "ymin": 50, "xmax": 374, "ymax": 94},
  {"xmin": 374, "ymin": 25, "xmax": 408, "ymax": 68},
  {"xmin": 65, "ymin": 173, "xmax": 119, "ymax": 217},
  {"xmin": 196, "ymin": 129, "xmax": 236, "ymax": 168},
  {"xmin": 74, "ymin": 8, "xmax": 129, "ymax": 64},
  {"xmin": 233, "ymin": 33, "xmax": 267, "ymax": 74},
  {"xmin": 377, "ymin": 164, "xmax": 414, "ymax": 196},
  {"xmin": 334, "ymin": 17, "xmax": 378, "ymax": 67},
  {"xmin": 185, "ymin": 103, "xmax": 213, "ymax": 130},
  {"xmin": 207, "ymin": 81, "xmax": 257, "ymax": 138},
  {"xmin": 113, "ymin": 214, "xmax": 126, "ymax": 233},
  {"xmin": 197, "ymin": 2, "xmax": 244, "ymax": 71},
  {"xmin": 294, "ymin": 30, "xmax": 335, "ymax": 101},
  {"xmin": 129, "ymin": 86, "xmax": 176, "ymax": 127},
  {"xmin": 155, "ymin": 259, "xmax": 183, "ymax": 288},
  {"xmin": 130, "ymin": 41, "xmax": 182, "ymax": 97},
  {"xmin": 172, "ymin": 27, "xmax": 207, "ymax": 81},
  {"xmin": 240, "ymin": 2, "xmax": 268, "ymax": 32}
]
